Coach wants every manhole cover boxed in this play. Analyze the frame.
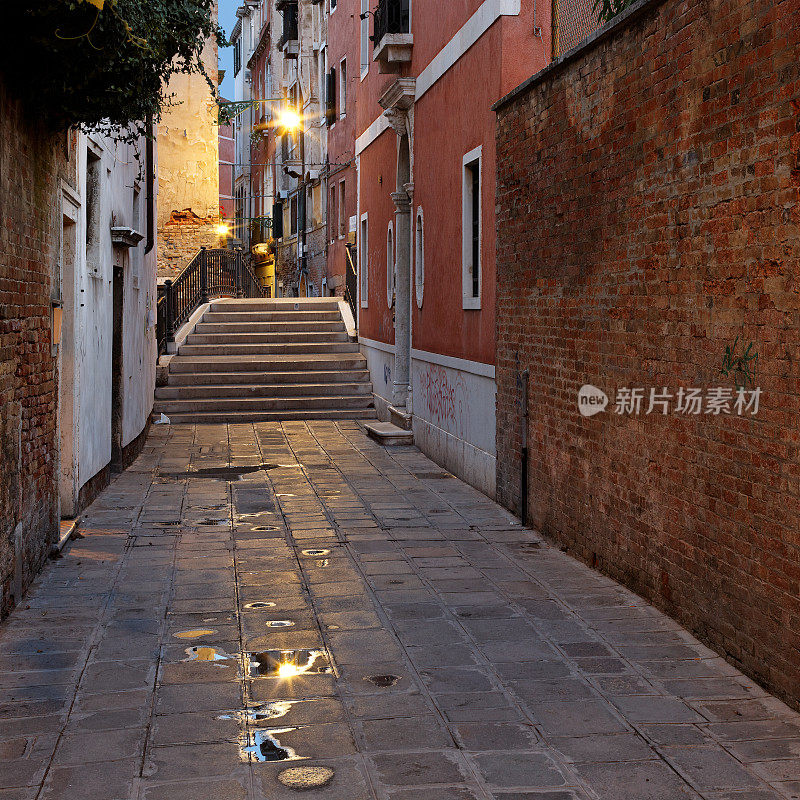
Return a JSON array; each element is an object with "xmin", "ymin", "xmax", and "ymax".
[
  {"xmin": 365, "ymin": 674, "xmax": 399, "ymax": 687},
  {"xmin": 278, "ymin": 766, "xmax": 334, "ymax": 790}
]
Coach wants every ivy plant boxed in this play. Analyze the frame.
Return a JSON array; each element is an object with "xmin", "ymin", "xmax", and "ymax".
[
  {"xmin": 0, "ymin": 0, "xmax": 224, "ymax": 140},
  {"xmin": 592, "ymin": 0, "xmax": 635, "ymax": 24}
]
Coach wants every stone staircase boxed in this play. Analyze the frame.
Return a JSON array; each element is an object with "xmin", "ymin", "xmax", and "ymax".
[{"xmin": 154, "ymin": 298, "xmax": 374, "ymax": 423}]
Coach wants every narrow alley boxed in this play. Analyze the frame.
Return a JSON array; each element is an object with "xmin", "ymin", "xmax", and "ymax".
[{"xmin": 1, "ymin": 422, "xmax": 798, "ymax": 800}]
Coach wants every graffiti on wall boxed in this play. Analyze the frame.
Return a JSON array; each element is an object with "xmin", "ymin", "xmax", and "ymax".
[{"xmin": 417, "ymin": 363, "xmax": 468, "ymax": 437}]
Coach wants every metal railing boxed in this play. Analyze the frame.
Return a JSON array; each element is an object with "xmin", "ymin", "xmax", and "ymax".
[
  {"xmin": 157, "ymin": 247, "xmax": 266, "ymax": 355},
  {"xmin": 372, "ymin": 0, "xmax": 410, "ymax": 44},
  {"xmin": 552, "ymin": 0, "xmax": 602, "ymax": 58},
  {"xmin": 345, "ymin": 243, "xmax": 358, "ymax": 325}
]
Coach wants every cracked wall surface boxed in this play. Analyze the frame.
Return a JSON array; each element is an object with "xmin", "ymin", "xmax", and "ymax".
[{"xmin": 156, "ymin": 8, "xmax": 222, "ymax": 279}]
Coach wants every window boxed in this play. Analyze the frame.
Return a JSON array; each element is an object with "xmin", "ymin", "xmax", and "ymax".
[
  {"xmin": 329, "ymin": 185, "xmax": 337, "ymax": 243},
  {"xmin": 233, "ymin": 39, "xmax": 241, "ymax": 76},
  {"xmin": 85, "ymin": 147, "xmax": 102, "ymax": 277},
  {"xmin": 338, "ymin": 180, "xmax": 346, "ymax": 238},
  {"xmin": 462, "ymin": 146, "xmax": 482, "ymax": 309},
  {"xmin": 290, "ymin": 196, "xmax": 298, "ymax": 235},
  {"xmin": 326, "ymin": 67, "xmax": 337, "ymax": 125},
  {"xmin": 360, "ymin": 0, "xmax": 370, "ymax": 74},
  {"xmin": 386, "ymin": 222, "xmax": 394, "ymax": 307},
  {"xmin": 339, "ymin": 58, "xmax": 347, "ymax": 117},
  {"xmin": 330, "ymin": 0, "xmax": 337, "ymax": 10},
  {"xmin": 415, "ymin": 206, "xmax": 424, "ymax": 308},
  {"xmin": 359, "ymin": 214, "xmax": 368, "ymax": 307}
]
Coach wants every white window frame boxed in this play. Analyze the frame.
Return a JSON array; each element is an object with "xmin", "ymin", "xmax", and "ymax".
[
  {"xmin": 330, "ymin": 0, "xmax": 337, "ymax": 13},
  {"xmin": 339, "ymin": 57, "xmax": 347, "ymax": 118},
  {"xmin": 415, "ymin": 205, "xmax": 424, "ymax": 308},
  {"xmin": 360, "ymin": 0, "xmax": 370, "ymax": 78},
  {"xmin": 386, "ymin": 221, "xmax": 394, "ymax": 308},
  {"xmin": 359, "ymin": 213, "xmax": 369, "ymax": 308},
  {"xmin": 461, "ymin": 145, "xmax": 482, "ymax": 310}
]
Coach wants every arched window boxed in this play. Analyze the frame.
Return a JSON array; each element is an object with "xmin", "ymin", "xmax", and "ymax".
[
  {"xmin": 415, "ymin": 206, "xmax": 424, "ymax": 308},
  {"xmin": 387, "ymin": 221, "xmax": 394, "ymax": 307}
]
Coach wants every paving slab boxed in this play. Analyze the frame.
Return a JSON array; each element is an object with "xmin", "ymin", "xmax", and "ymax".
[{"xmin": 0, "ymin": 421, "xmax": 797, "ymax": 800}]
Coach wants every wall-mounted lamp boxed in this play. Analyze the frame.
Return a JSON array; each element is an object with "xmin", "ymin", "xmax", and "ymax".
[{"xmin": 51, "ymin": 300, "xmax": 63, "ymax": 348}]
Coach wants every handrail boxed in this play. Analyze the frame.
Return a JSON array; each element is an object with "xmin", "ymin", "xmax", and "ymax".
[
  {"xmin": 344, "ymin": 243, "xmax": 358, "ymax": 326},
  {"xmin": 157, "ymin": 247, "xmax": 266, "ymax": 355}
]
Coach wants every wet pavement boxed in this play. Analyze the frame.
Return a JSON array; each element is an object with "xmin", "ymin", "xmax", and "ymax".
[{"xmin": 2, "ymin": 421, "xmax": 800, "ymax": 800}]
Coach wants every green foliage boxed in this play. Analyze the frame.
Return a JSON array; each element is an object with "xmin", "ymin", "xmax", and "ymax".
[
  {"xmin": 720, "ymin": 336, "xmax": 758, "ymax": 389},
  {"xmin": 0, "ymin": 0, "xmax": 223, "ymax": 139},
  {"xmin": 591, "ymin": 0, "xmax": 635, "ymax": 24}
]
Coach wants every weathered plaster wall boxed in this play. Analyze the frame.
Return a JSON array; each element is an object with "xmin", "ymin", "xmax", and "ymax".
[{"xmin": 156, "ymin": 11, "xmax": 221, "ymax": 278}]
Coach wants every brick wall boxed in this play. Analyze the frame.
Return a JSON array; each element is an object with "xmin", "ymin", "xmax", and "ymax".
[
  {"xmin": 0, "ymin": 81, "xmax": 69, "ymax": 617},
  {"xmin": 495, "ymin": 0, "xmax": 800, "ymax": 707}
]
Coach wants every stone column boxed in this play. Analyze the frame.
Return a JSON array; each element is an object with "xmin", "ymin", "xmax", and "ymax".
[{"xmin": 391, "ymin": 189, "xmax": 412, "ymax": 409}]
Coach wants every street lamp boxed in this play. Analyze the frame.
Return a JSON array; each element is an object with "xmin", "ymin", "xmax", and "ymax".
[{"xmin": 278, "ymin": 107, "xmax": 306, "ymax": 295}]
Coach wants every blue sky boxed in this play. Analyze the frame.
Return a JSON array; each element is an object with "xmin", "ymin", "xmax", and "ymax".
[{"xmin": 218, "ymin": 0, "xmax": 238, "ymax": 100}]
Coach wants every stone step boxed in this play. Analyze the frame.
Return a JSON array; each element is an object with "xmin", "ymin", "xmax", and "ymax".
[
  {"xmin": 195, "ymin": 320, "xmax": 346, "ymax": 334},
  {"xmin": 186, "ymin": 331, "xmax": 351, "ymax": 345},
  {"xmin": 168, "ymin": 354, "xmax": 367, "ymax": 373},
  {"xmin": 154, "ymin": 395, "xmax": 373, "ymax": 413},
  {"xmin": 156, "ymin": 382, "xmax": 373, "ymax": 400},
  {"xmin": 210, "ymin": 299, "xmax": 341, "ymax": 312},
  {"xmin": 366, "ymin": 421, "xmax": 415, "ymax": 445},
  {"xmin": 177, "ymin": 342, "xmax": 361, "ymax": 357},
  {"xmin": 202, "ymin": 311, "xmax": 343, "ymax": 324},
  {"xmin": 166, "ymin": 369, "xmax": 372, "ymax": 386},
  {"xmin": 156, "ymin": 409, "xmax": 377, "ymax": 424}
]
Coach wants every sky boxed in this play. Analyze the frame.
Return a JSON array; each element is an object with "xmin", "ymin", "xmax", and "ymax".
[{"xmin": 218, "ymin": 0, "xmax": 238, "ymax": 100}]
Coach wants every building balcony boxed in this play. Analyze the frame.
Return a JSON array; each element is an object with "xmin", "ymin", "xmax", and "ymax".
[
  {"xmin": 277, "ymin": 0, "xmax": 298, "ymax": 57},
  {"xmin": 372, "ymin": 0, "xmax": 412, "ymax": 70}
]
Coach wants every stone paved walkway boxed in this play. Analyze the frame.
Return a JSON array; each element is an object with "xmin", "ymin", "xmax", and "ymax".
[{"xmin": 2, "ymin": 422, "xmax": 800, "ymax": 800}]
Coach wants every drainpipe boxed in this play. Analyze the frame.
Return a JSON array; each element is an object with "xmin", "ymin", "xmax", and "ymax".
[
  {"xmin": 520, "ymin": 369, "xmax": 529, "ymax": 526},
  {"xmin": 144, "ymin": 113, "xmax": 155, "ymax": 255}
]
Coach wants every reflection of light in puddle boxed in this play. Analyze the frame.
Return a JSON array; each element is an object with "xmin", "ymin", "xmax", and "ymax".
[
  {"xmin": 184, "ymin": 646, "xmax": 233, "ymax": 664},
  {"xmin": 244, "ymin": 601, "xmax": 277, "ymax": 609},
  {"xmin": 241, "ymin": 728, "xmax": 304, "ymax": 763},
  {"xmin": 246, "ymin": 649, "xmax": 333, "ymax": 679},
  {"xmin": 276, "ymin": 493, "xmax": 297, "ymax": 498},
  {"xmin": 174, "ymin": 628, "xmax": 216, "ymax": 639},
  {"xmin": 218, "ymin": 700, "xmax": 296, "ymax": 723},
  {"xmin": 264, "ymin": 620, "xmax": 295, "ymax": 628},
  {"xmin": 315, "ymin": 559, "xmax": 330, "ymax": 568},
  {"xmin": 301, "ymin": 548, "xmax": 330, "ymax": 557}
]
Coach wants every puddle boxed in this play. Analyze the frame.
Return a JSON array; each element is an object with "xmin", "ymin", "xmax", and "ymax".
[
  {"xmin": 174, "ymin": 628, "xmax": 216, "ymax": 639},
  {"xmin": 264, "ymin": 620, "xmax": 295, "ymax": 628},
  {"xmin": 184, "ymin": 645, "xmax": 233, "ymax": 663},
  {"xmin": 246, "ymin": 649, "xmax": 333, "ymax": 679},
  {"xmin": 276, "ymin": 493, "xmax": 297, "ymax": 498},
  {"xmin": 241, "ymin": 728, "xmax": 302, "ymax": 763},
  {"xmin": 244, "ymin": 601, "xmax": 277, "ymax": 610},
  {"xmin": 251, "ymin": 526, "xmax": 281, "ymax": 532},
  {"xmin": 314, "ymin": 559, "xmax": 330, "ymax": 568},
  {"xmin": 218, "ymin": 700, "xmax": 296, "ymax": 723},
  {"xmin": 197, "ymin": 518, "xmax": 229, "ymax": 526},
  {"xmin": 164, "ymin": 464, "xmax": 286, "ymax": 481},
  {"xmin": 301, "ymin": 549, "xmax": 331, "ymax": 557},
  {"xmin": 365, "ymin": 674, "xmax": 400, "ymax": 687}
]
